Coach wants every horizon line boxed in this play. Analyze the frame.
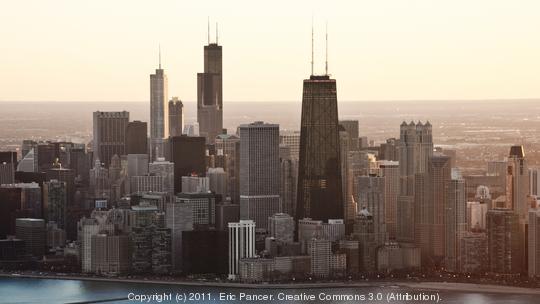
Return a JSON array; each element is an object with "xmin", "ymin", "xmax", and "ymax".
[{"xmin": 1, "ymin": 98, "xmax": 539, "ymax": 103}]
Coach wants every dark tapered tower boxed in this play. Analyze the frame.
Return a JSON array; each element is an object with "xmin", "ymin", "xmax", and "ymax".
[
  {"xmin": 296, "ymin": 23, "xmax": 343, "ymax": 223},
  {"xmin": 197, "ymin": 23, "xmax": 223, "ymax": 144},
  {"xmin": 296, "ymin": 74, "xmax": 343, "ymax": 222}
]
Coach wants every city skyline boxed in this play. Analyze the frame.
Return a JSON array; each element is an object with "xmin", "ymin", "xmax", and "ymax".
[
  {"xmin": 2, "ymin": 2, "xmax": 540, "ymax": 302},
  {"xmin": 1, "ymin": 0, "xmax": 540, "ymax": 102}
]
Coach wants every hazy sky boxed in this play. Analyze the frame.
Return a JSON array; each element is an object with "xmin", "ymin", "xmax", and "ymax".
[{"xmin": 1, "ymin": 0, "xmax": 539, "ymax": 102}]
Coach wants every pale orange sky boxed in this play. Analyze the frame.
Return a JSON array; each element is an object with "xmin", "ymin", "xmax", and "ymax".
[{"xmin": 0, "ymin": 0, "xmax": 539, "ymax": 102}]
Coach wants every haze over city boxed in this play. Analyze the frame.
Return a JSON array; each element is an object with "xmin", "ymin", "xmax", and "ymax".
[{"xmin": 1, "ymin": 0, "xmax": 540, "ymax": 102}]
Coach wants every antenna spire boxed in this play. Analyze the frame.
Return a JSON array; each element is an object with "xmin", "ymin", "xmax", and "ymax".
[
  {"xmin": 325, "ymin": 21, "xmax": 328, "ymax": 75},
  {"xmin": 311, "ymin": 17, "xmax": 314, "ymax": 76},
  {"xmin": 159, "ymin": 44, "xmax": 162, "ymax": 69},
  {"xmin": 216, "ymin": 22, "xmax": 219, "ymax": 45},
  {"xmin": 207, "ymin": 17, "xmax": 210, "ymax": 44}
]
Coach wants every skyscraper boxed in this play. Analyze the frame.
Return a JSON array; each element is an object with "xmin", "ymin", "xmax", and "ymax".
[
  {"xmin": 487, "ymin": 208, "xmax": 523, "ymax": 274},
  {"xmin": 399, "ymin": 121, "xmax": 433, "ymax": 196},
  {"xmin": 445, "ymin": 169, "xmax": 467, "ymax": 272},
  {"xmin": 215, "ymin": 134, "xmax": 240, "ymax": 203},
  {"xmin": 239, "ymin": 122, "xmax": 280, "ymax": 231},
  {"xmin": 506, "ymin": 145, "xmax": 529, "ymax": 219},
  {"xmin": 529, "ymin": 208, "xmax": 540, "ymax": 278},
  {"xmin": 168, "ymin": 97, "xmax": 184, "ymax": 137},
  {"xmin": 397, "ymin": 121, "xmax": 433, "ymax": 244},
  {"xmin": 167, "ymin": 135, "xmax": 206, "ymax": 194},
  {"xmin": 92, "ymin": 111, "xmax": 129, "ymax": 168},
  {"xmin": 379, "ymin": 161, "xmax": 399, "ymax": 239},
  {"xmin": 150, "ymin": 52, "xmax": 169, "ymax": 160},
  {"xmin": 228, "ymin": 220, "xmax": 256, "ymax": 280},
  {"xmin": 15, "ymin": 218, "xmax": 46, "ymax": 257},
  {"xmin": 338, "ymin": 120, "xmax": 359, "ymax": 151},
  {"xmin": 197, "ymin": 26, "xmax": 223, "ymax": 144},
  {"xmin": 125, "ymin": 120, "xmax": 148, "ymax": 155},
  {"xmin": 279, "ymin": 131, "xmax": 301, "ymax": 161},
  {"xmin": 356, "ymin": 175, "xmax": 387, "ymax": 246},
  {"xmin": 416, "ymin": 154, "xmax": 451, "ymax": 266},
  {"xmin": 296, "ymin": 74, "xmax": 343, "ymax": 223},
  {"xmin": 43, "ymin": 179, "xmax": 67, "ymax": 229},
  {"xmin": 149, "ymin": 158, "xmax": 175, "ymax": 196},
  {"xmin": 279, "ymin": 145, "xmax": 298, "ymax": 217},
  {"xmin": 0, "ymin": 151, "xmax": 16, "ymax": 185}
]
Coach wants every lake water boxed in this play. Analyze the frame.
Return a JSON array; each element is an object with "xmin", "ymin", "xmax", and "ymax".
[{"xmin": 0, "ymin": 277, "xmax": 539, "ymax": 304}]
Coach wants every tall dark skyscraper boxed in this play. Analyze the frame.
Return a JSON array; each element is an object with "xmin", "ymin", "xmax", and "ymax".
[
  {"xmin": 167, "ymin": 136, "xmax": 206, "ymax": 194},
  {"xmin": 296, "ymin": 74, "xmax": 343, "ymax": 222},
  {"xmin": 197, "ymin": 25, "xmax": 223, "ymax": 144},
  {"xmin": 125, "ymin": 120, "xmax": 148, "ymax": 155}
]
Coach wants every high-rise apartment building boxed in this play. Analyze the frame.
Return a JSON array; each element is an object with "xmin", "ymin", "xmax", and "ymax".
[
  {"xmin": 43, "ymin": 179, "xmax": 67, "ymax": 229},
  {"xmin": 228, "ymin": 220, "xmax": 256, "ymax": 280},
  {"xmin": 445, "ymin": 170, "xmax": 467, "ymax": 272},
  {"xmin": 378, "ymin": 161, "xmax": 399, "ymax": 239},
  {"xmin": 397, "ymin": 121, "xmax": 432, "ymax": 244},
  {"xmin": 528, "ymin": 209, "xmax": 540, "ymax": 278},
  {"xmin": 166, "ymin": 199, "xmax": 194, "ymax": 271},
  {"xmin": 487, "ymin": 208, "xmax": 523, "ymax": 274},
  {"xmin": 239, "ymin": 122, "xmax": 280, "ymax": 231},
  {"xmin": 93, "ymin": 111, "xmax": 129, "ymax": 168},
  {"xmin": 356, "ymin": 175, "xmax": 387, "ymax": 246},
  {"xmin": 416, "ymin": 154, "xmax": 451, "ymax": 266},
  {"xmin": 91, "ymin": 233, "xmax": 130, "ymax": 275}
]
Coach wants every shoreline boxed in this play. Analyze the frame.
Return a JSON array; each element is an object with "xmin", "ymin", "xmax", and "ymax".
[{"xmin": 2, "ymin": 273, "xmax": 540, "ymax": 295}]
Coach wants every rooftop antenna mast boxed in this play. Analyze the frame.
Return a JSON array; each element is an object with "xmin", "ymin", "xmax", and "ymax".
[
  {"xmin": 216, "ymin": 22, "xmax": 219, "ymax": 45},
  {"xmin": 207, "ymin": 17, "xmax": 210, "ymax": 44},
  {"xmin": 159, "ymin": 44, "xmax": 161, "ymax": 69},
  {"xmin": 311, "ymin": 17, "xmax": 314, "ymax": 76},
  {"xmin": 325, "ymin": 21, "xmax": 328, "ymax": 75}
]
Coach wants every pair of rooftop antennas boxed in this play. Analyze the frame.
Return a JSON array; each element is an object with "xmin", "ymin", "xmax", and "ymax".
[
  {"xmin": 207, "ymin": 17, "xmax": 219, "ymax": 45},
  {"xmin": 312, "ymin": 20, "xmax": 329, "ymax": 76}
]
